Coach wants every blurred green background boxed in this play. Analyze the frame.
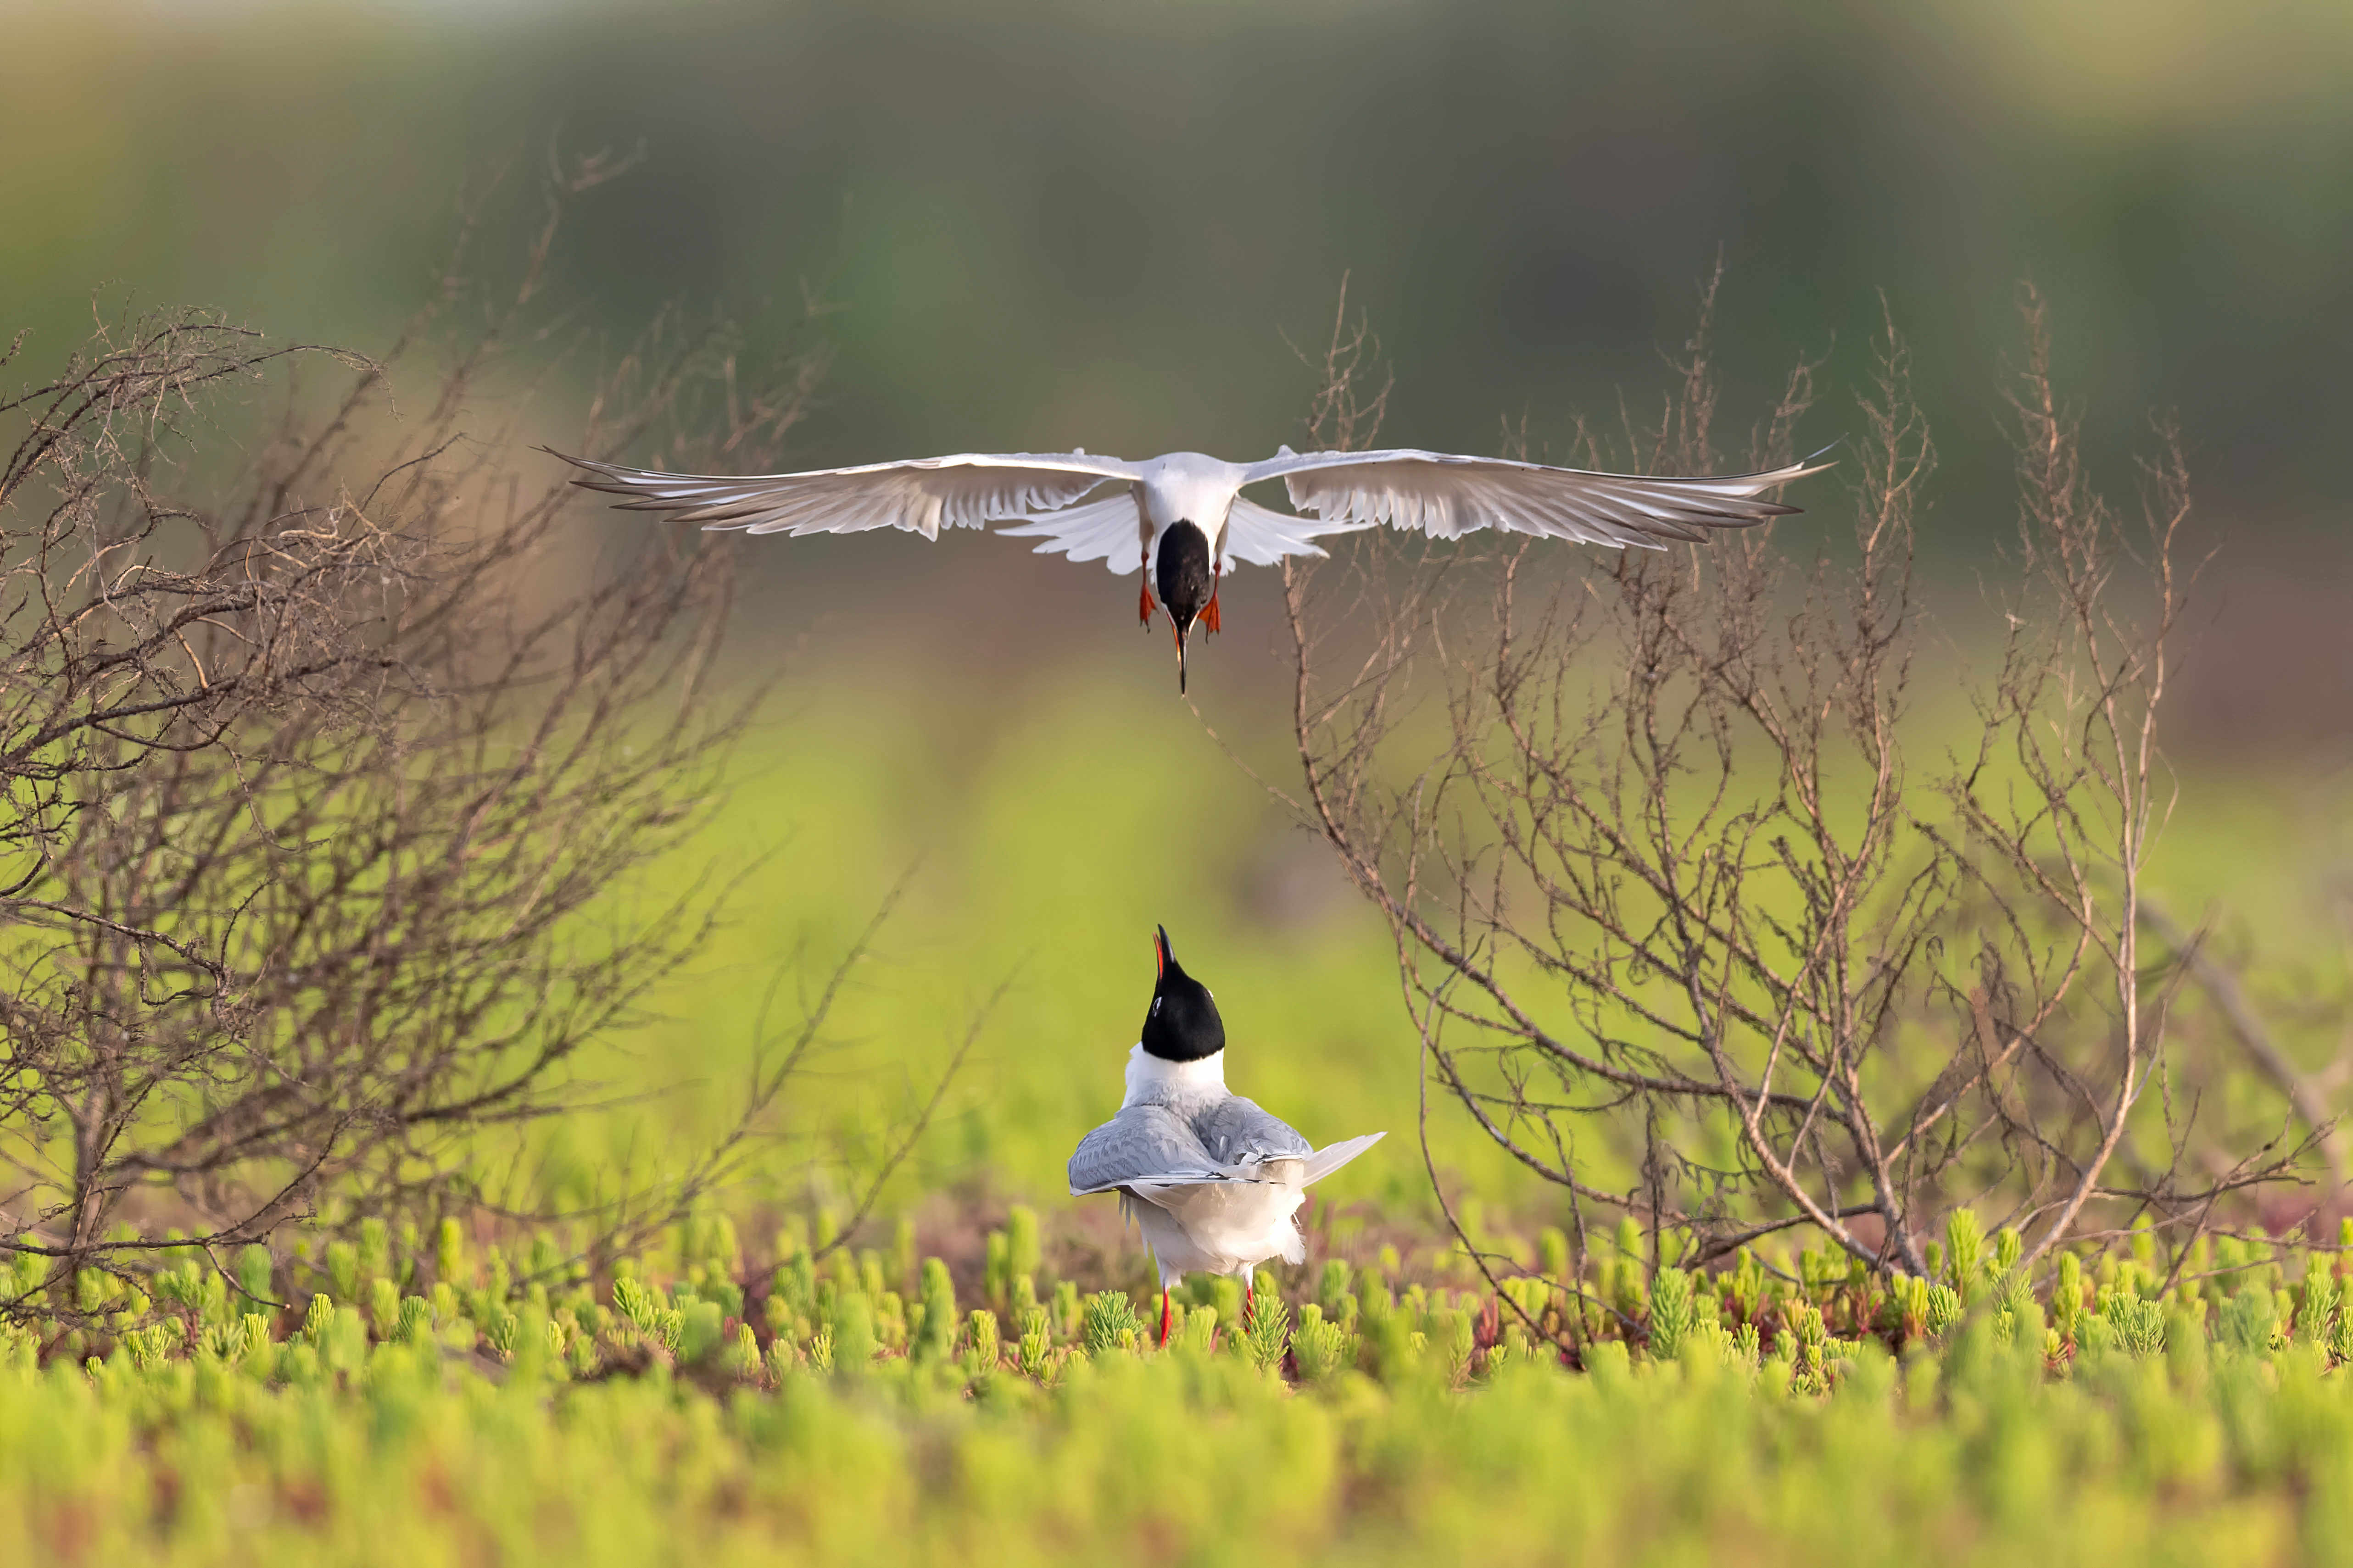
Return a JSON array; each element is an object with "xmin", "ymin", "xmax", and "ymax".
[{"xmin": 5, "ymin": 0, "xmax": 2349, "ymax": 1237}]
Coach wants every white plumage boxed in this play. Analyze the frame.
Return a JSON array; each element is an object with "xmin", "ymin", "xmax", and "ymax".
[
  {"xmin": 1069, "ymin": 1048, "xmax": 1383, "ymax": 1292},
  {"xmin": 556, "ymin": 444, "xmax": 1824, "ymax": 566},
  {"xmin": 550, "ymin": 442, "xmax": 1829, "ymax": 689}
]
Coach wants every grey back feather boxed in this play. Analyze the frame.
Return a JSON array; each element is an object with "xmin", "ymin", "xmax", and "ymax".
[
  {"xmin": 1188, "ymin": 1096, "xmax": 1311, "ymax": 1167},
  {"xmin": 1067, "ymin": 1097, "xmax": 1318, "ymax": 1196}
]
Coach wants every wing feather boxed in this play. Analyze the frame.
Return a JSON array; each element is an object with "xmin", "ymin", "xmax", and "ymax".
[
  {"xmin": 1188, "ymin": 1097, "xmax": 1313, "ymax": 1166},
  {"xmin": 1296, "ymin": 1131, "xmax": 1385, "ymax": 1185},
  {"xmin": 997, "ymin": 493, "xmax": 1147, "ymax": 573},
  {"xmin": 1244, "ymin": 448, "xmax": 1830, "ymax": 550},
  {"xmin": 548, "ymin": 448, "xmax": 1140, "ymax": 541},
  {"xmin": 1068, "ymin": 1106, "xmax": 1224, "ymax": 1195},
  {"xmin": 1070, "ymin": 1103, "xmax": 1383, "ymax": 1196},
  {"xmin": 1217, "ymin": 497, "xmax": 1369, "ymax": 569}
]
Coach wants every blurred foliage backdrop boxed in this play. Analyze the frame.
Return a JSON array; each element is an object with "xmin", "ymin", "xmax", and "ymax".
[{"xmin": 5, "ymin": 0, "xmax": 2349, "ymax": 1234}]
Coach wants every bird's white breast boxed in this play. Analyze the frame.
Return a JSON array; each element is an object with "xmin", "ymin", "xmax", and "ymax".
[{"xmin": 1138, "ymin": 453, "xmax": 1247, "ymax": 551}]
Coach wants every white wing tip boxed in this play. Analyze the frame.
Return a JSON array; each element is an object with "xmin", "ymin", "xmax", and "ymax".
[{"xmin": 1300, "ymin": 1130, "xmax": 1387, "ymax": 1184}]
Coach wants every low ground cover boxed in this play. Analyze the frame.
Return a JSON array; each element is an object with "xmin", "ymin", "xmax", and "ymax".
[{"xmin": 11, "ymin": 1210, "xmax": 2353, "ymax": 1565}]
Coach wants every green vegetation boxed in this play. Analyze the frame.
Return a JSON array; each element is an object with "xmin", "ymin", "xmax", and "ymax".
[
  {"xmin": 7, "ymin": 102, "xmax": 2348, "ymax": 1565},
  {"xmin": 13, "ymin": 1208, "xmax": 2353, "ymax": 1563}
]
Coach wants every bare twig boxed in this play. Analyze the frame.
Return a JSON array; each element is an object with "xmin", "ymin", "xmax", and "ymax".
[
  {"xmin": 2141, "ymin": 899, "xmax": 2345, "ymax": 1196},
  {"xmin": 0, "ymin": 152, "xmax": 844, "ymax": 1318},
  {"xmin": 1265, "ymin": 275, "xmax": 2310, "ymax": 1280}
]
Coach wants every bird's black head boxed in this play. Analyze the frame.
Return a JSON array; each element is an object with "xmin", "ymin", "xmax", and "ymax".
[
  {"xmin": 1139, "ymin": 924, "xmax": 1224, "ymax": 1062},
  {"xmin": 1155, "ymin": 521, "xmax": 1213, "ymax": 694}
]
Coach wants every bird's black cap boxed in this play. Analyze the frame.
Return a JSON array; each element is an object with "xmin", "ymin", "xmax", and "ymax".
[
  {"xmin": 1155, "ymin": 521, "xmax": 1214, "ymax": 694},
  {"xmin": 1140, "ymin": 925, "xmax": 1224, "ymax": 1062}
]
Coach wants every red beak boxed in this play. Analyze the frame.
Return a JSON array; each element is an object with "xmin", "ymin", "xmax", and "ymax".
[{"xmin": 1154, "ymin": 925, "xmax": 1172, "ymax": 978}]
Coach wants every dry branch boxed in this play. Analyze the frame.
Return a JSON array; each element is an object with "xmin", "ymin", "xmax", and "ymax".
[
  {"xmin": 1273, "ymin": 277, "xmax": 2317, "ymax": 1299},
  {"xmin": 0, "ymin": 154, "xmax": 876, "ymax": 1316}
]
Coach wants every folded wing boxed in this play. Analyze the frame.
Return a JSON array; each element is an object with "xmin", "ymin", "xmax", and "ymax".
[
  {"xmin": 1069, "ymin": 1102, "xmax": 1383, "ymax": 1198},
  {"xmin": 1245, "ymin": 447, "xmax": 1831, "ymax": 549},
  {"xmin": 548, "ymin": 449, "xmax": 1140, "ymax": 541},
  {"xmin": 1069, "ymin": 1106, "xmax": 1227, "ymax": 1195}
]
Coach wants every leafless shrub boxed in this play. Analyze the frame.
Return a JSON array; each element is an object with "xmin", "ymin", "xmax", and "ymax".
[
  {"xmin": 1275, "ymin": 275, "xmax": 2317, "ymax": 1307},
  {"xmin": 0, "ymin": 153, "xmax": 904, "ymax": 1314}
]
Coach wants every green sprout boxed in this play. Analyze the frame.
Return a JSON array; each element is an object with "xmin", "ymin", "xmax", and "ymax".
[
  {"xmin": 2297, "ymin": 1257, "xmax": 2340, "ymax": 1347},
  {"xmin": 1647, "ymin": 1267, "xmax": 1694, "ymax": 1362},
  {"xmin": 1944, "ymin": 1210, "xmax": 1984, "ymax": 1303},
  {"xmin": 1082, "ymin": 1290, "xmax": 1145, "ymax": 1356},
  {"xmin": 916, "ymin": 1258, "xmax": 959, "ymax": 1363},
  {"xmin": 2220, "ymin": 1284, "xmax": 2277, "ymax": 1357},
  {"xmin": 1292, "ymin": 1304, "xmax": 1352, "ymax": 1382},
  {"xmin": 1017, "ymin": 1308, "xmax": 1055, "ymax": 1382},
  {"xmin": 1242, "ymin": 1287, "xmax": 1292, "ymax": 1375},
  {"xmin": 2101, "ymin": 1292, "xmax": 2166, "ymax": 1359},
  {"xmin": 963, "ymin": 1309, "xmax": 1001, "ymax": 1381},
  {"xmin": 435, "ymin": 1218, "xmax": 468, "ymax": 1290},
  {"xmin": 1007, "ymin": 1207, "xmax": 1042, "ymax": 1281}
]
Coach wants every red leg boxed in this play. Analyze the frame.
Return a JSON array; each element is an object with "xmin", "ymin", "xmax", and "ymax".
[
  {"xmin": 1203, "ymin": 568, "xmax": 1221, "ymax": 635},
  {"xmin": 1138, "ymin": 579, "xmax": 1153, "ymax": 628},
  {"xmin": 1245, "ymin": 1277, "xmax": 1255, "ymax": 1319},
  {"xmin": 1159, "ymin": 1287, "xmax": 1172, "ymax": 1348}
]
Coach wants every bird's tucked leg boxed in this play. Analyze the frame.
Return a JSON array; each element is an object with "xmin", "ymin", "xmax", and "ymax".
[
  {"xmin": 1159, "ymin": 1286, "xmax": 1172, "ymax": 1349},
  {"xmin": 1203, "ymin": 567, "xmax": 1221, "ymax": 635},
  {"xmin": 1138, "ymin": 580, "xmax": 1153, "ymax": 628}
]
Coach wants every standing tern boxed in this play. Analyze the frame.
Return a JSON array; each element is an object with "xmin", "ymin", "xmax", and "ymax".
[
  {"xmin": 549, "ymin": 443, "xmax": 1831, "ymax": 693},
  {"xmin": 1067, "ymin": 926, "xmax": 1384, "ymax": 1346}
]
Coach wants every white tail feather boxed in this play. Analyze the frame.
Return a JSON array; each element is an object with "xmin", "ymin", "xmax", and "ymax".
[{"xmin": 1298, "ymin": 1131, "xmax": 1385, "ymax": 1185}]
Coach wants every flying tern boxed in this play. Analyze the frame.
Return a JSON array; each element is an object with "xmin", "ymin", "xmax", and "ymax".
[
  {"xmin": 551, "ymin": 442, "xmax": 1831, "ymax": 693},
  {"xmin": 1067, "ymin": 926, "xmax": 1384, "ymax": 1346}
]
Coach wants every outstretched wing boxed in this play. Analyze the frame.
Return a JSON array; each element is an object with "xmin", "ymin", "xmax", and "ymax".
[
  {"xmin": 997, "ymin": 493, "xmax": 1145, "ymax": 573},
  {"xmin": 548, "ymin": 448, "xmax": 1140, "ymax": 541},
  {"xmin": 1244, "ymin": 446, "xmax": 1831, "ymax": 549}
]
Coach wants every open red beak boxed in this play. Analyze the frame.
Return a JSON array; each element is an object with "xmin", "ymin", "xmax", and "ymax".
[{"xmin": 1154, "ymin": 924, "xmax": 1172, "ymax": 978}]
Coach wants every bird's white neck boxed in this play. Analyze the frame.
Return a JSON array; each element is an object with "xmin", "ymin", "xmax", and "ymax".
[
  {"xmin": 1139, "ymin": 453, "xmax": 1245, "ymax": 540},
  {"xmin": 1121, "ymin": 1043, "xmax": 1227, "ymax": 1108}
]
